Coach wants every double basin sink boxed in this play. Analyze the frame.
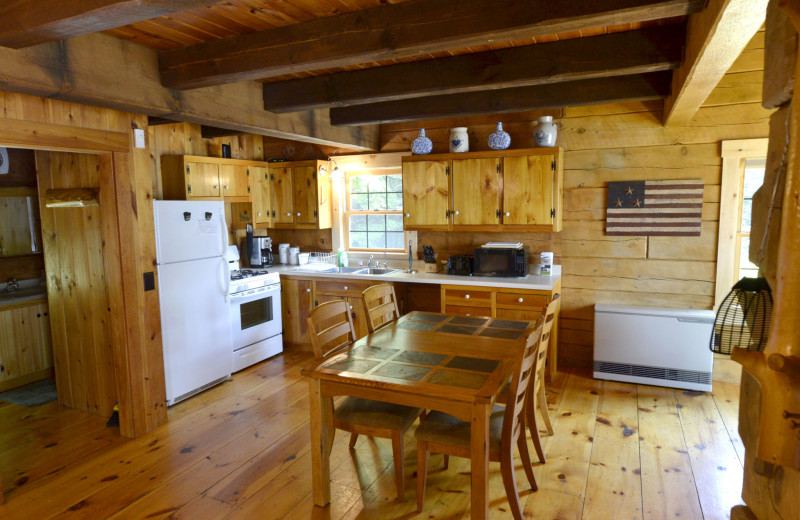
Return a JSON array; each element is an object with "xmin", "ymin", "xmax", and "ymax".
[{"xmin": 296, "ymin": 265, "xmax": 402, "ymax": 276}]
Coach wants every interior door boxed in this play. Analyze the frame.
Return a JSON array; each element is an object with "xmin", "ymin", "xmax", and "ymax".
[
  {"xmin": 503, "ymin": 154, "xmax": 554, "ymax": 226},
  {"xmin": 402, "ymin": 160, "xmax": 450, "ymax": 227},
  {"xmin": 293, "ymin": 165, "xmax": 318, "ymax": 225},
  {"xmin": 271, "ymin": 166, "xmax": 294, "ymax": 224},
  {"xmin": 451, "ymin": 158, "xmax": 500, "ymax": 226},
  {"xmin": 187, "ymin": 162, "xmax": 220, "ymax": 198}
]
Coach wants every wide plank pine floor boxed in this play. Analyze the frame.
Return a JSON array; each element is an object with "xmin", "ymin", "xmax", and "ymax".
[{"xmin": 0, "ymin": 349, "xmax": 744, "ymax": 519}]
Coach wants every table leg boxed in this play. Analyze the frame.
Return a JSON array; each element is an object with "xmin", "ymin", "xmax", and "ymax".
[
  {"xmin": 470, "ymin": 401, "xmax": 490, "ymax": 520},
  {"xmin": 309, "ymin": 378, "xmax": 333, "ymax": 506}
]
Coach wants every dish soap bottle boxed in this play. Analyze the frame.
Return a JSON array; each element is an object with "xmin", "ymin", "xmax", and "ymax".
[{"xmin": 337, "ymin": 248, "xmax": 344, "ymax": 267}]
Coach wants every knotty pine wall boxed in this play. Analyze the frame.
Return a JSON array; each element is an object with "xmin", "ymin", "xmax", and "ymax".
[
  {"xmin": 381, "ymin": 31, "xmax": 770, "ymax": 368},
  {"xmin": 36, "ymin": 152, "xmax": 117, "ymax": 417}
]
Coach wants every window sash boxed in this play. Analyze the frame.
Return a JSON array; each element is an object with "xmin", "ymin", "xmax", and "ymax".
[{"xmin": 344, "ymin": 171, "xmax": 404, "ymax": 252}]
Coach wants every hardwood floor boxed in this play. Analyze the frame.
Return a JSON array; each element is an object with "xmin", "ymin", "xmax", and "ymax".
[{"xmin": 0, "ymin": 349, "xmax": 744, "ymax": 519}]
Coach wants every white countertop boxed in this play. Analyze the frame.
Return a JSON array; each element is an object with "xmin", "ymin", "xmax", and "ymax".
[{"xmin": 270, "ymin": 264, "xmax": 561, "ymax": 291}]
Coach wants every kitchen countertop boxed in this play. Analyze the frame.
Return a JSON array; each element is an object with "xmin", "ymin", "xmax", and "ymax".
[
  {"xmin": 269, "ymin": 264, "xmax": 561, "ymax": 291},
  {"xmin": 0, "ymin": 279, "xmax": 48, "ymax": 309}
]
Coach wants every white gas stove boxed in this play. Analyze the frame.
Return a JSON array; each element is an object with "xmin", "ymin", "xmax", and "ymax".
[{"xmin": 228, "ymin": 269, "xmax": 283, "ymax": 372}]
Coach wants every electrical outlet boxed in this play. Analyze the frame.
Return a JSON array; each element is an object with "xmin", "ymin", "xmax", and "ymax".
[{"xmin": 134, "ymin": 128, "xmax": 146, "ymax": 149}]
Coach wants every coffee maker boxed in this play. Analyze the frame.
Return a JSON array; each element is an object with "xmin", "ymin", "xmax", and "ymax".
[{"xmin": 245, "ymin": 224, "xmax": 273, "ymax": 268}]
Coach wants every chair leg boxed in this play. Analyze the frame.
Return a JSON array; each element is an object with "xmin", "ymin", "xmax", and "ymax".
[
  {"xmin": 526, "ymin": 393, "xmax": 546, "ymax": 464},
  {"xmin": 416, "ymin": 440, "xmax": 429, "ymax": 513},
  {"xmin": 349, "ymin": 432, "xmax": 358, "ymax": 449},
  {"xmin": 500, "ymin": 446, "xmax": 524, "ymax": 520},
  {"xmin": 391, "ymin": 432, "xmax": 405, "ymax": 501},
  {"xmin": 516, "ymin": 432, "xmax": 538, "ymax": 491},
  {"xmin": 538, "ymin": 386, "xmax": 554, "ymax": 435}
]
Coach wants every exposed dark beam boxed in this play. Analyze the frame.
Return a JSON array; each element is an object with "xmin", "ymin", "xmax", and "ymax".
[
  {"xmin": 200, "ymin": 125, "xmax": 247, "ymax": 139},
  {"xmin": 263, "ymin": 25, "xmax": 684, "ymax": 113},
  {"xmin": 161, "ymin": 0, "xmax": 704, "ymax": 90},
  {"xmin": 330, "ymin": 72, "xmax": 672, "ymax": 126},
  {"xmin": 147, "ymin": 116, "xmax": 181, "ymax": 127},
  {"xmin": 0, "ymin": 0, "xmax": 219, "ymax": 49}
]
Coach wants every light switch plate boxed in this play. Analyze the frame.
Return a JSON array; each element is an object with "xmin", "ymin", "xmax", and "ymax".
[{"xmin": 134, "ymin": 128, "xmax": 146, "ymax": 149}]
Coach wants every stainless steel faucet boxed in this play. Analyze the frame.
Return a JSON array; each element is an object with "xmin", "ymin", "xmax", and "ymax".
[
  {"xmin": 367, "ymin": 254, "xmax": 374, "ymax": 267},
  {"xmin": 6, "ymin": 278, "xmax": 19, "ymax": 293}
]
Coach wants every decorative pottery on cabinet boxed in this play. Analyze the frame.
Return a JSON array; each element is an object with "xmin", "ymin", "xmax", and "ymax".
[
  {"xmin": 411, "ymin": 129, "xmax": 433, "ymax": 155},
  {"xmin": 533, "ymin": 116, "xmax": 557, "ymax": 147},
  {"xmin": 449, "ymin": 127, "xmax": 469, "ymax": 153},
  {"xmin": 487, "ymin": 122, "xmax": 511, "ymax": 150}
]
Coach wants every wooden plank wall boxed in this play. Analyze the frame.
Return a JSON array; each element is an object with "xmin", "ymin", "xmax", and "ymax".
[
  {"xmin": 0, "ymin": 90, "xmax": 167, "ymax": 437},
  {"xmin": 36, "ymin": 152, "xmax": 117, "ymax": 417},
  {"xmin": 381, "ymin": 30, "xmax": 771, "ymax": 368}
]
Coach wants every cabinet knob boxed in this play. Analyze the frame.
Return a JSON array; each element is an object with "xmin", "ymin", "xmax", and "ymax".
[
  {"xmin": 287, "ymin": 212, "xmax": 292, "ymax": 216},
  {"xmin": 518, "ymin": 297, "xmax": 524, "ymax": 303},
  {"xmin": 224, "ymin": 185, "xmax": 229, "ymax": 189},
  {"xmin": 349, "ymin": 305, "xmax": 353, "ymax": 310},
  {"xmin": 466, "ymin": 313, "xmax": 471, "ymax": 317},
  {"xmin": 505, "ymin": 212, "xmax": 510, "ymax": 216},
  {"xmin": 257, "ymin": 212, "xmax": 262, "ymax": 216},
  {"xmin": 306, "ymin": 288, "xmax": 311, "ymax": 293},
  {"xmin": 454, "ymin": 210, "xmax": 460, "ymax": 215},
  {"xmin": 213, "ymin": 185, "xmax": 219, "ymax": 189},
  {"xmin": 405, "ymin": 213, "xmax": 410, "ymax": 218},
  {"xmin": 465, "ymin": 294, "xmax": 470, "ymax": 299},
  {"xmin": 297, "ymin": 212, "xmax": 301, "ymax": 216},
  {"xmin": 344, "ymin": 286, "xmax": 348, "ymax": 290}
]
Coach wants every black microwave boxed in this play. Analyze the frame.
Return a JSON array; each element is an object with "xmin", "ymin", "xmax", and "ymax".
[{"xmin": 473, "ymin": 247, "xmax": 528, "ymax": 277}]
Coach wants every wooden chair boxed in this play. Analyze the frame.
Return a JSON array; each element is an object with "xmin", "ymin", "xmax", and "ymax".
[
  {"xmin": 362, "ymin": 284, "xmax": 401, "ymax": 333},
  {"xmin": 415, "ymin": 318, "xmax": 545, "ymax": 518},
  {"xmin": 306, "ymin": 300, "xmax": 423, "ymax": 500}
]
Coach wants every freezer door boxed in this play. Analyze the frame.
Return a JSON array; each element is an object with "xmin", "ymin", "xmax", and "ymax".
[
  {"xmin": 154, "ymin": 200, "xmax": 227, "ymax": 264},
  {"xmin": 158, "ymin": 256, "xmax": 232, "ymax": 404}
]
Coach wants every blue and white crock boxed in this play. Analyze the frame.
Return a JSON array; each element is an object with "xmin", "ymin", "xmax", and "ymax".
[
  {"xmin": 488, "ymin": 122, "xmax": 511, "ymax": 150},
  {"xmin": 449, "ymin": 127, "xmax": 469, "ymax": 153},
  {"xmin": 533, "ymin": 116, "xmax": 557, "ymax": 147}
]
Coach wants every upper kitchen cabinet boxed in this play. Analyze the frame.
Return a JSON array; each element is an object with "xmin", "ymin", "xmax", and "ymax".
[
  {"xmin": 251, "ymin": 166, "xmax": 272, "ymax": 227},
  {"xmin": 161, "ymin": 155, "xmax": 261, "ymax": 203},
  {"xmin": 268, "ymin": 160, "xmax": 332, "ymax": 230},
  {"xmin": 401, "ymin": 148, "xmax": 563, "ymax": 232},
  {"xmin": 401, "ymin": 159, "xmax": 450, "ymax": 230}
]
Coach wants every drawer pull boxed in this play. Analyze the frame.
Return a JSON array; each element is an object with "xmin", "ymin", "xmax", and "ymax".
[
  {"xmin": 306, "ymin": 288, "xmax": 311, "ymax": 293},
  {"xmin": 466, "ymin": 313, "xmax": 471, "ymax": 317},
  {"xmin": 344, "ymin": 285, "xmax": 348, "ymax": 290},
  {"xmin": 518, "ymin": 298, "xmax": 524, "ymax": 303},
  {"xmin": 465, "ymin": 294, "xmax": 470, "ymax": 299}
]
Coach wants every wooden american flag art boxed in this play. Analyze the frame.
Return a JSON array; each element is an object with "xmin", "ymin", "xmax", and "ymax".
[{"xmin": 605, "ymin": 179, "xmax": 704, "ymax": 236}]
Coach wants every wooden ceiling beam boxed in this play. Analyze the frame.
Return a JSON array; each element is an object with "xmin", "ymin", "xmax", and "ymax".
[
  {"xmin": 263, "ymin": 25, "xmax": 684, "ymax": 113},
  {"xmin": 663, "ymin": 0, "xmax": 768, "ymax": 126},
  {"xmin": 0, "ymin": 0, "xmax": 219, "ymax": 49},
  {"xmin": 161, "ymin": 0, "xmax": 704, "ymax": 90},
  {"xmin": 330, "ymin": 71, "xmax": 672, "ymax": 126}
]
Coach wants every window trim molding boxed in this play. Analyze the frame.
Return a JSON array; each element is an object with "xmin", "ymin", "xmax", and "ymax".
[
  {"xmin": 716, "ymin": 138, "xmax": 768, "ymax": 309},
  {"xmin": 342, "ymin": 168, "xmax": 404, "ymax": 252}
]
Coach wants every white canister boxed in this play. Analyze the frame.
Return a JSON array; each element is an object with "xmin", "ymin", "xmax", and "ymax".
[
  {"xmin": 533, "ymin": 116, "xmax": 557, "ymax": 147},
  {"xmin": 278, "ymin": 243, "xmax": 290, "ymax": 264},
  {"xmin": 449, "ymin": 127, "xmax": 469, "ymax": 153},
  {"xmin": 540, "ymin": 252, "xmax": 554, "ymax": 276},
  {"xmin": 288, "ymin": 247, "xmax": 300, "ymax": 265}
]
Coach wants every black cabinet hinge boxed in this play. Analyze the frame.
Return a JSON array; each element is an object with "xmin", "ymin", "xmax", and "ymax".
[
  {"xmin": 185, "ymin": 166, "xmax": 190, "ymax": 174},
  {"xmin": 314, "ymin": 209, "xmax": 318, "ymax": 218},
  {"xmin": 551, "ymin": 161, "xmax": 556, "ymax": 171},
  {"xmin": 246, "ymin": 169, "xmax": 250, "ymax": 176},
  {"xmin": 496, "ymin": 164, "xmax": 501, "ymax": 173},
  {"xmin": 551, "ymin": 208, "xmax": 555, "ymax": 218},
  {"xmin": 187, "ymin": 185, "xmax": 192, "ymax": 193},
  {"xmin": 247, "ymin": 186, "xmax": 251, "ymax": 193},
  {"xmin": 496, "ymin": 209, "xmax": 500, "ymax": 218},
  {"xmin": 446, "ymin": 209, "xmax": 450, "ymax": 219},
  {"xmin": 446, "ymin": 166, "xmax": 450, "ymax": 175}
]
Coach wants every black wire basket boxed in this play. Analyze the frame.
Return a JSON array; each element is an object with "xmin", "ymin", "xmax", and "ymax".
[{"xmin": 710, "ymin": 277, "xmax": 773, "ymax": 354}]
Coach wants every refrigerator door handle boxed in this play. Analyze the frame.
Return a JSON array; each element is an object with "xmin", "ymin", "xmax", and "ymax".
[{"xmin": 220, "ymin": 213, "xmax": 231, "ymax": 301}]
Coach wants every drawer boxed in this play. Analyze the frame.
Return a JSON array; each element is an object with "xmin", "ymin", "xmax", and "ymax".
[
  {"xmin": 445, "ymin": 305, "xmax": 493, "ymax": 318},
  {"xmin": 315, "ymin": 279, "xmax": 375, "ymax": 297},
  {"xmin": 443, "ymin": 288, "xmax": 492, "ymax": 306},
  {"xmin": 496, "ymin": 292, "xmax": 547, "ymax": 310}
]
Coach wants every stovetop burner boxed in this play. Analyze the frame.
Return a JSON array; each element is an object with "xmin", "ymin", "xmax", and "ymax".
[{"xmin": 231, "ymin": 269, "xmax": 270, "ymax": 280}]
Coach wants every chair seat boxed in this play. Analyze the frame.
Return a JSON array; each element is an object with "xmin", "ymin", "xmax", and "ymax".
[
  {"xmin": 334, "ymin": 397, "xmax": 421, "ymax": 431},
  {"xmin": 414, "ymin": 406, "xmax": 506, "ymax": 453}
]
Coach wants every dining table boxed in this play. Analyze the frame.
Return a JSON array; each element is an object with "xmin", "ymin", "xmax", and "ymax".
[{"xmin": 301, "ymin": 311, "xmax": 538, "ymax": 519}]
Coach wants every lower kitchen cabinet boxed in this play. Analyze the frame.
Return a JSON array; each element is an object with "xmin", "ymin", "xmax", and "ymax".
[
  {"xmin": 0, "ymin": 300, "xmax": 53, "ymax": 392},
  {"xmin": 281, "ymin": 278, "xmax": 313, "ymax": 345}
]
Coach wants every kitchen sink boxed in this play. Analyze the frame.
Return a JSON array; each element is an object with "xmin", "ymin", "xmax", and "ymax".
[
  {"xmin": 293, "ymin": 265, "xmax": 401, "ymax": 276},
  {"xmin": 352, "ymin": 268, "xmax": 402, "ymax": 275}
]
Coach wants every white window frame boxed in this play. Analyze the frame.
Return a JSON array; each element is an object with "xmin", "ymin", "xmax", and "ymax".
[{"xmin": 343, "ymin": 169, "xmax": 404, "ymax": 253}]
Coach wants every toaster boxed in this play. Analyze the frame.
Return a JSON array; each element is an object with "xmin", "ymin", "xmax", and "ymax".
[{"xmin": 446, "ymin": 255, "xmax": 474, "ymax": 276}]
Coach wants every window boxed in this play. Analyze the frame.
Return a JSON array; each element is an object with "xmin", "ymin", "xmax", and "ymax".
[
  {"xmin": 345, "ymin": 172, "xmax": 404, "ymax": 251},
  {"xmin": 737, "ymin": 158, "xmax": 765, "ymax": 280}
]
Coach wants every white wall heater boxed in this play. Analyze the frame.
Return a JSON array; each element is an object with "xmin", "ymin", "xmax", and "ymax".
[{"xmin": 593, "ymin": 304, "xmax": 716, "ymax": 392}]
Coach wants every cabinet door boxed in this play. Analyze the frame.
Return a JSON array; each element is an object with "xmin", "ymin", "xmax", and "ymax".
[
  {"xmin": 186, "ymin": 162, "xmax": 221, "ymax": 198},
  {"xmin": 281, "ymin": 278, "xmax": 313, "ymax": 344},
  {"xmin": 402, "ymin": 160, "xmax": 450, "ymax": 228},
  {"xmin": 0, "ymin": 303, "xmax": 52, "ymax": 385},
  {"xmin": 293, "ymin": 165, "xmax": 318, "ymax": 225},
  {"xmin": 451, "ymin": 158, "xmax": 501, "ymax": 226},
  {"xmin": 219, "ymin": 164, "xmax": 250, "ymax": 198},
  {"xmin": 503, "ymin": 154, "xmax": 554, "ymax": 226},
  {"xmin": 252, "ymin": 167, "xmax": 272, "ymax": 225},
  {"xmin": 271, "ymin": 167, "xmax": 294, "ymax": 224}
]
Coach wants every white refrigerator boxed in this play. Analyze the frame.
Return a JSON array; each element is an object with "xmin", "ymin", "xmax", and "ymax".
[{"xmin": 154, "ymin": 200, "xmax": 232, "ymax": 405}]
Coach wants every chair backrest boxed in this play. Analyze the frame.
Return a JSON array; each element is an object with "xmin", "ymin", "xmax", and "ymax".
[
  {"xmin": 362, "ymin": 284, "xmax": 401, "ymax": 333},
  {"xmin": 306, "ymin": 300, "xmax": 356, "ymax": 359},
  {"xmin": 502, "ymin": 316, "xmax": 544, "ymax": 448},
  {"xmin": 534, "ymin": 294, "xmax": 560, "ymax": 387}
]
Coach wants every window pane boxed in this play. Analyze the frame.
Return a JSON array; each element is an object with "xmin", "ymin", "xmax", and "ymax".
[
  {"xmin": 387, "ymin": 174, "xmax": 403, "ymax": 192},
  {"xmin": 368, "ymin": 232, "xmax": 386, "ymax": 249},
  {"xmin": 386, "ymin": 214, "xmax": 403, "ymax": 231},
  {"xmin": 386, "ymin": 192, "xmax": 403, "ymax": 210},
  {"xmin": 367, "ymin": 175, "xmax": 387, "ymax": 193},
  {"xmin": 740, "ymin": 237, "xmax": 758, "ymax": 271},
  {"xmin": 369, "ymin": 194, "xmax": 388, "ymax": 210},
  {"xmin": 367, "ymin": 214, "xmax": 386, "ymax": 231},
  {"xmin": 350, "ymin": 176, "xmax": 368, "ymax": 193},
  {"xmin": 743, "ymin": 167, "xmax": 765, "ymax": 198},
  {"xmin": 350, "ymin": 231, "xmax": 367, "ymax": 248},
  {"xmin": 741, "ymin": 199, "xmax": 752, "ymax": 232},
  {"xmin": 387, "ymin": 232, "xmax": 404, "ymax": 250},
  {"xmin": 350, "ymin": 193, "xmax": 369, "ymax": 210},
  {"xmin": 349, "ymin": 214, "xmax": 367, "ymax": 231}
]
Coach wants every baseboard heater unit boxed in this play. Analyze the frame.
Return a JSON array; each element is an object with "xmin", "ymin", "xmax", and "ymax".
[{"xmin": 593, "ymin": 304, "xmax": 716, "ymax": 392}]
